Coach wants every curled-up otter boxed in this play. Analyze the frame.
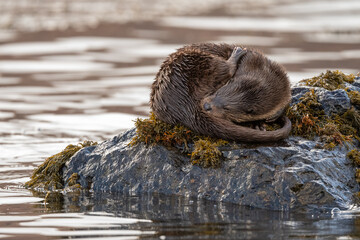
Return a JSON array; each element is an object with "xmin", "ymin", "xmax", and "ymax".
[{"xmin": 150, "ymin": 43, "xmax": 291, "ymax": 142}]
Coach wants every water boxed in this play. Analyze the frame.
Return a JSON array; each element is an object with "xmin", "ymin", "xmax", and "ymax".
[{"xmin": 0, "ymin": 0, "xmax": 360, "ymax": 239}]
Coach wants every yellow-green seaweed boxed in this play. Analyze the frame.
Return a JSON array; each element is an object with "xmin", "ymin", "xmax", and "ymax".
[
  {"xmin": 300, "ymin": 70, "xmax": 356, "ymax": 90},
  {"xmin": 130, "ymin": 112, "xmax": 228, "ymax": 168},
  {"xmin": 134, "ymin": 71, "xmax": 359, "ymax": 165},
  {"xmin": 287, "ymin": 71, "xmax": 360, "ymax": 149},
  {"xmin": 67, "ymin": 173, "xmax": 82, "ymax": 189},
  {"xmin": 130, "ymin": 112, "xmax": 195, "ymax": 150},
  {"xmin": 348, "ymin": 149, "xmax": 360, "ymax": 167},
  {"xmin": 286, "ymin": 89, "xmax": 324, "ymax": 139},
  {"xmin": 25, "ymin": 141, "xmax": 97, "ymax": 190},
  {"xmin": 356, "ymin": 169, "xmax": 360, "ymax": 182},
  {"xmin": 191, "ymin": 139, "xmax": 227, "ymax": 168},
  {"xmin": 348, "ymin": 90, "xmax": 360, "ymax": 106},
  {"xmin": 26, "ymin": 70, "xmax": 360, "ymax": 195}
]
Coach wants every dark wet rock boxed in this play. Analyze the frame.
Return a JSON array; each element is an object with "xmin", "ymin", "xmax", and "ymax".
[
  {"xmin": 290, "ymin": 86, "xmax": 312, "ymax": 105},
  {"xmin": 353, "ymin": 77, "xmax": 360, "ymax": 89},
  {"xmin": 345, "ymin": 82, "xmax": 360, "ymax": 92},
  {"xmin": 317, "ymin": 89, "xmax": 351, "ymax": 116},
  {"xmin": 291, "ymin": 85, "xmax": 353, "ymax": 116},
  {"xmin": 63, "ymin": 84, "xmax": 360, "ymax": 211},
  {"xmin": 64, "ymin": 128, "xmax": 358, "ymax": 211}
]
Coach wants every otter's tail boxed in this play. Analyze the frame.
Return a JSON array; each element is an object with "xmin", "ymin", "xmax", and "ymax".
[{"xmin": 207, "ymin": 116, "xmax": 292, "ymax": 142}]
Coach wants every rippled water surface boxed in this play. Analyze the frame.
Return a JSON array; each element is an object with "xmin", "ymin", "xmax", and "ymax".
[{"xmin": 1, "ymin": 0, "xmax": 360, "ymax": 239}]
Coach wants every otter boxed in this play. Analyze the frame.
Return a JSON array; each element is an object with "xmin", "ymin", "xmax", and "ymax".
[{"xmin": 150, "ymin": 43, "xmax": 291, "ymax": 142}]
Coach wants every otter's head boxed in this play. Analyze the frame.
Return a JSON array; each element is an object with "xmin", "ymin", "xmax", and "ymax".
[
  {"xmin": 201, "ymin": 49, "xmax": 290, "ymax": 123},
  {"xmin": 201, "ymin": 77, "xmax": 268, "ymax": 122},
  {"xmin": 201, "ymin": 74, "xmax": 290, "ymax": 123}
]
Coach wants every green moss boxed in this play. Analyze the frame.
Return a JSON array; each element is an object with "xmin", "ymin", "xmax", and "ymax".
[
  {"xmin": 287, "ymin": 93, "xmax": 358, "ymax": 149},
  {"xmin": 131, "ymin": 112, "xmax": 229, "ymax": 168},
  {"xmin": 289, "ymin": 70, "xmax": 360, "ymax": 197},
  {"xmin": 287, "ymin": 71, "xmax": 360, "ymax": 149},
  {"xmin": 191, "ymin": 139, "xmax": 227, "ymax": 168},
  {"xmin": 67, "ymin": 173, "xmax": 81, "ymax": 189},
  {"xmin": 347, "ymin": 149, "xmax": 360, "ymax": 198},
  {"xmin": 300, "ymin": 70, "xmax": 355, "ymax": 90},
  {"xmin": 320, "ymin": 122, "xmax": 353, "ymax": 150},
  {"xmin": 348, "ymin": 150, "xmax": 360, "ymax": 167},
  {"xmin": 130, "ymin": 112, "xmax": 195, "ymax": 150},
  {"xmin": 356, "ymin": 169, "xmax": 360, "ymax": 182},
  {"xmin": 348, "ymin": 90, "xmax": 360, "ymax": 106},
  {"xmin": 25, "ymin": 141, "xmax": 97, "ymax": 190},
  {"xmin": 286, "ymin": 89, "xmax": 324, "ymax": 138}
]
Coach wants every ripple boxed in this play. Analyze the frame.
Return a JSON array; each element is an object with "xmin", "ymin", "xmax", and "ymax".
[
  {"xmin": 0, "ymin": 37, "xmax": 157, "ymax": 56},
  {"xmin": 27, "ymin": 112, "xmax": 140, "ymax": 134},
  {"xmin": 0, "ymin": 112, "xmax": 14, "ymax": 119},
  {"xmin": 32, "ymin": 66, "xmax": 158, "ymax": 81},
  {"xmin": 20, "ymin": 212, "xmax": 151, "ymax": 228},
  {"xmin": 0, "ymin": 227, "xmax": 155, "ymax": 237},
  {"xmin": 161, "ymin": 15, "xmax": 360, "ymax": 32},
  {"xmin": 271, "ymin": 0, "xmax": 360, "ymax": 15},
  {"xmin": 0, "ymin": 196, "xmax": 43, "ymax": 205},
  {"xmin": 0, "ymin": 60, "xmax": 114, "ymax": 73},
  {"xmin": 0, "ymin": 212, "xmax": 154, "ymax": 238},
  {"xmin": 216, "ymin": 35, "xmax": 282, "ymax": 46},
  {"xmin": 0, "ymin": 77, "xmax": 21, "ymax": 85}
]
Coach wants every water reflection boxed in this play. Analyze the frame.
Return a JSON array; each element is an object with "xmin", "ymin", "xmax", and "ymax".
[{"xmin": 1, "ymin": 191, "xmax": 357, "ymax": 239}]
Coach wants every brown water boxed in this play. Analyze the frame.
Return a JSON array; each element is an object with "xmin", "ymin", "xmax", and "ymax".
[{"xmin": 1, "ymin": 0, "xmax": 360, "ymax": 239}]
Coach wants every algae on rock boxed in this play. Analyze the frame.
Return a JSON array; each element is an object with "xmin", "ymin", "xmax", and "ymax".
[
  {"xmin": 300, "ymin": 70, "xmax": 356, "ymax": 91},
  {"xmin": 25, "ymin": 70, "xmax": 360, "ymax": 209},
  {"xmin": 191, "ymin": 138, "xmax": 228, "ymax": 168},
  {"xmin": 130, "ymin": 112, "xmax": 228, "ymax": 168},
  {"xmin": 131, "ymin": 71, "xmax": 360, "ymax": 166},
  {"xmin": 25, "ymin": 141, "xmax": 97, "ymax": 190},
  {"xmin": 288, "ymin": 71, "xmax": 360, "ymax": 149}
]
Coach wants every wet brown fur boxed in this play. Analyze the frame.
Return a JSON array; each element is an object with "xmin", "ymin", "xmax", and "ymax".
[
  {"xmin": 150, "ymin": 43, "xmax": 291, "ymax": 142},
  {"xmin": 202, "ymin": 46, "xmax": 291, "ymax": 123}
]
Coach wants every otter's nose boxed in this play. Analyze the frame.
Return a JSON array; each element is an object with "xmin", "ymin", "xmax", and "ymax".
[{"xmin": 203, "ymin": 102, "xmax": 212, "ymax": 111}]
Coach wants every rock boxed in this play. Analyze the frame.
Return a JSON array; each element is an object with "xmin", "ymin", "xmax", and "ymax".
[
  {"xmin": 317, "ymin": 89, "xmax": 351, "ymax": 116},
  {"xmin": 291, "ymin": 86, "xmax": 353, "ymax": 116},
  {"xmin": 345, "ymin": 82, "xmax": 360, "ymax": 93},
  {"xmin": 353, "ymin": 77, "xmax": 360, "ymax": 89},
  {"xmin": 64, "ymin": 128, "xmax": 358, "ymax": 211},
  {"xmin": 62, "ymin": 80, "xmax": 360, "ymax": 211},
  {"xmin": 290, "ymin": 86, "xmax": 311, "ymax": 105}
]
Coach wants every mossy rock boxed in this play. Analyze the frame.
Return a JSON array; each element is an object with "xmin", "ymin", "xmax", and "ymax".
[
  {"xmin": 287, "ymin": 70, "xmax": 360, "ymax": 149},
  {"xmin": 348, "ymin": 149, "xmax": 360, "ymax": 167},
  {"xmin": 25, "ymin": 141, "xmax": 97, "ymax": 190},
  {"xmin": 130, "ymin": 112, "xmax": 228, "ymax": 168},
  {"xmin": 26, "ymin": 70, "xmax": 360, "ymax": 200},
  {"xmin": 300, "ymin": 70, "xmax": 356, "ymax": 90}
]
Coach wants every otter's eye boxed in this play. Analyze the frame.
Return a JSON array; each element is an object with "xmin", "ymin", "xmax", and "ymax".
[{"xmin": 246, "ymin": 109, "xmax": 254, "ymax": 114}]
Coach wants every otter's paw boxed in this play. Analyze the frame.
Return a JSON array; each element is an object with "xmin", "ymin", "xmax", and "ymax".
[{"xmin": 253, "ymin": 123, "xmax": 267, "ymax": 131}]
